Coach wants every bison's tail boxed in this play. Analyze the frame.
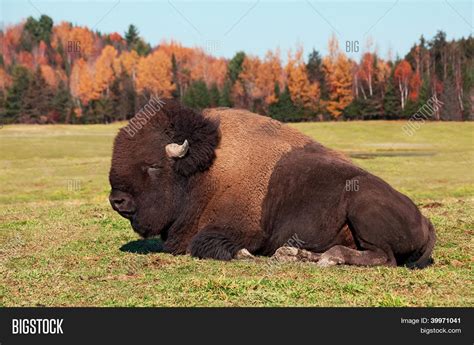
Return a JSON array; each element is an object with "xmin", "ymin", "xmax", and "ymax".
[{"xmin": 405, "ymin": 218, "xmax": 436, "ymax": 269}]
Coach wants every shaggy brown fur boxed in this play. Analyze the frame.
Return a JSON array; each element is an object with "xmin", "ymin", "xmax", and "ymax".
[{"xmin": 109, "ymin": 100, "xmax": 435, "ymax": 268}]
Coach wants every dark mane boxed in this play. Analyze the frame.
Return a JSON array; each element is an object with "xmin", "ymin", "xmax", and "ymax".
[{"xmin": 157, "ymin": 99, "xmax": 220, "ymax": 177}]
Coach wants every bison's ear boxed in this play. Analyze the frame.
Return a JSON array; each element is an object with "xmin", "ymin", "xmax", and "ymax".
[{"xmin": 163, "ymin": 103, "xmax": 220, "ymax": 177}]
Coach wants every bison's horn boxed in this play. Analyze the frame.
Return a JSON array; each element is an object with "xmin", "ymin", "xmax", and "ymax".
[{"xmin": 165, "ymin": 140, "xmax": 189, "ymax": 158}]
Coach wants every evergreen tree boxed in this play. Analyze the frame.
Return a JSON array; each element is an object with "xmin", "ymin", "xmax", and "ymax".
[
  {"xmin": 52, "ymin": 80, "xmax": 73, "ymax": 123},
  {"xmin": 429, "ymin": 31, "xmax": 448, "ymax": 81},
  {"xmin": 21, "ymin": 67, "xmax": 54, "ymax": 123},
  {"xmin": 122, "ymin": 72, "xmax": 138, "ymax": 120},
  {"xmin": 268, "ymin": 85, "xmax": 298, "ymax": 121},
  {"xmin": 417, "ymin": 78, "xmax": 430, "ymax": 107},
  {"xmin": 110, "ymin": 72, "xmax": 136, "ymax": 121},
  {"xmin": 20, "ymin": 15, "xmax": 54, "ymax": 50},
  {"xmin": 38, "ymin": 15, "xmax": 54, "ymax": 43},
  {"xmin": 124, "ymin": 24, "xmax": 151, "ymax": 56},
  {"xmin": 125, "ymin": 24, "xmax": 139, "ymax": 47},
  {"xmin": 227, "ymin": 51, "xmax": 246, "ymax": 84},
  {"xmin": 344, "ymin": 97, "xmax": 382, "ymax": 120},
  {"xmin": 402, "ymin": 99, "xmax": 419, "ymax": 119},
  {"xmin": 306, "ymin": 49, "xmax": 327, "ymax": 99},
  {"xmin": 460, "ymin": 36, "xmax": 474, "ymax": 120},
  {"xmin": 209, "ymin": 83, "xmax": 220, "ymax": 107},
  {"xmin": 364, "ymin": 98, "xmax": 383, "ymax": 119},
  {"xmin": 383, "ymin": 81, "xmax": 401, "ymax": 118},
  {"xmin": 5, "ymin": 66, "xmax": 32, "ymax": 123},
  {"xmin": 343, "ymin": 99, "xmax": 363, "ymax": 120},
  {"xmin": 219, "ymin": 80, "xmax": 232, "ymax": 107},
  {"xmin": 440, "ymin": 74, "xmax": 462, "ymax": 120},
  {"xmin": 0, "ymin": 89, "xmax": 5, "ymax": 123},
  {"xmin": 171, "ymin": 53, "xmax": 181, "ymax": 99},
  {"xmin": 94, "ymin": 97, "xmax": 115, "ymax": 123},
  {"xmin": 133, "ymin": 39, "xmax": 151, "ymax": 57},
  {"xmin": 182, "ymin": 80, "xmax": 211, "ymax": 110}
]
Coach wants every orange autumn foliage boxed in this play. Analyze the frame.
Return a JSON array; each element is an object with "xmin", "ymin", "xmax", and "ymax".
[
  {"xmin": 409, "ymin": 72, "xmax": 421, "ymax": 100},
  {"xmin": 30, "ymin": 40, "xmax": 49, "ymax": 66},
  {"xmin": 109, "ymin": 32, "xmax": 123, "ymax": 43},
  {"xmin": 159, "ymin": 41, "xmax": 227, "ymax": 88},
  {"xmin": 115, "ymin": 50, "xmax": 140, "ymax": 79},
  {"xmin": 70, "ymin": 58, "xmax": 97, "ymax": 104},
  {"xmin": 233, "ymin": 49, "xmax": 284, "ymax": 110},
  {"xmin": 259, "ymin": 50, "xmax": 284, "ymax": 104},
  {"xmin": 376, "ymin": 59, "xmax": 391, "ymax": 89},
  {"xmin": 51, "ymin": 21, "xmax": 73, "ymax": 50},
  {"xmin": 40, "ymin": 65, "xmax": 58, "ymax": 88},
  {"xmin": 322, "ymin": 36, "xmax": 353, "ymax": 118},
  {"xmin": 94, "ymin": 45, "xmax": 118, "ymax": 95},
  {"xmin": 136, "ymin": 50, "xmax": 175, "ymax": 97},
  {"xmin": 286, "ymin": 47, "xmax": 320, "ymax": 111},
  {"xmin": 2, "ymin": 24, "xmax": 23, "ymax": 66},
  {"xmin": 0, "ymin": 68, "xmax": 12, "ymax": 90},
  {"xmin": 18, "ymin": 51, "xmax": 34, "ymax": 70},
  {"xmin": 68, "ymin": 26, "xmax": 96, "ymax": 59},
  {"xmin": 394, "ymin": 60, "xmax": 413, "ymax": 109}
]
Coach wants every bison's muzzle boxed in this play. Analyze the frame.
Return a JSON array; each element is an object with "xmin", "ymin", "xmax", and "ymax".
[{"xmin": 109, "ymin": 189, "xmax": 136, "ymax": 219}]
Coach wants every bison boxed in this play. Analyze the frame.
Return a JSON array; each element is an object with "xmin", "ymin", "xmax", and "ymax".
[{"xmin": 109, "ymin": 100, "xmax": 435, "ymax": 268}]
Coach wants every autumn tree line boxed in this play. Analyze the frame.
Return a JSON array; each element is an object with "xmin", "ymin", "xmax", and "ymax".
[{"xmin": 0, "ymin": 15, "xmax": 472, "ymax": 124}]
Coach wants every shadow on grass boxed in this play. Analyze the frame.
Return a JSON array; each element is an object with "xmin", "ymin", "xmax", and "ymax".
[
  {"xmin": 349, "ymin": 151, "xmax": 436, "ymax": 159},
  {"xmin": 120, "ymin": 238, "xmax": 164, "ymax": 254}
]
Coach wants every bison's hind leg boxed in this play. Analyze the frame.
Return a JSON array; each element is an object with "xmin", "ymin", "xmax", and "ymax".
[{"xmin": 317, "ymin": 245, "xmax": 395, "ymax": 267}]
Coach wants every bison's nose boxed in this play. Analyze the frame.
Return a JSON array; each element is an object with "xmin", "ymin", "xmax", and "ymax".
[{"xmin": 109, "ymin": 190, "xmax": 136, "ymax": 218}]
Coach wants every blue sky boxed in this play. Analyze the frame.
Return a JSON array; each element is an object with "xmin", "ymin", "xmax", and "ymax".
[{"xmin": 1, "ymin": 0, "xmax": 472, "ymax": 61}]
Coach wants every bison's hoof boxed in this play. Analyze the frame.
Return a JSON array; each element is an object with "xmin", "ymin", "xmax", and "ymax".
[
  {"xmin": 298, "ymin": 249, "xmax": 322, "ymax": 262},
  {"xmin": 317, "ymin": 254, "xmax": 343, "ymax": 268},
  {"xmin": 273, "ymin": 246, "xmax": 299, "ymax": 262},
  {"xmin": 273, "ymin": 246, "xmax": 321, "ymax": 263},
  {"xmin": 234, "ymin": 248, "xmax": 255, "ymax": 260}
]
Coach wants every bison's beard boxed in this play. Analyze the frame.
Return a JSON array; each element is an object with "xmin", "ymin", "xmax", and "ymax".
[
  {"xmin": 130, "ymin": 216, "xmax": 173, "ymax": 240},
  {"xmin": 130, "ymin": 217, "xmax": 151, "ymax": 238}
]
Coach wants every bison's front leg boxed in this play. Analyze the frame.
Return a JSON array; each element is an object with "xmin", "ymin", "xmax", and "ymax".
[
  {"xmin": 162, "ymin": 238, "xmax": 188, "ymax": 256},
  {"xmin": 188, "ymin": 225, "xmax": 247, "ymax": 260}
]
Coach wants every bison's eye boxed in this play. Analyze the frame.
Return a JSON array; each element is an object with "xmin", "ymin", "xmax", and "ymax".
[{"xmin": 145, "ymin": 164, "xmax": 163, "ymax": 174}]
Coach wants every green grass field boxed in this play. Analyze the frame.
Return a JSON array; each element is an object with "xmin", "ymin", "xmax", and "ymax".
[{"xmin": 0, "ymin": 121, "xmax": 473, "ymax": 307}]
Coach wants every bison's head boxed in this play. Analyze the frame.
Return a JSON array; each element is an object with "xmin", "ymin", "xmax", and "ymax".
[{"xmin": 109, "ymin": 100, "xmax": 219, "ymax": 238}]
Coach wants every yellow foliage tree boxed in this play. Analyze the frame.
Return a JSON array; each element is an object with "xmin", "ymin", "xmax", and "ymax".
[
  {"xmin": 286, "ymin": 47, "xmax": 320, "ymax": 111},
  {"xmin": 136, "ymin": 50, "xmax": 175, "ymax": 97},
  {"xmin": 68, "ymin": 26, "xmax": 95, "ymax": 59},
  {"xmin": 70, "ymin": 58, "xmax": 97, "ymax": 104},
  {"xmin": 238, "ymin": 55, "xmax": 261, "ymax": 100},
  {"xmin": 51, "ymin": 21, "xmax": 72, "ymax": 50},
  {"xmin": 322, "ymin": 36, "xmax": 353, "ymax": 118},
  {"xmin": 94, "ymin": 45, "xmax": 118, "ymax": 96},
  {"xmin": 0, "ymin": 68, "xmax": 12, "ymax": 90},
  {"xmin": 237, "ymin": 50, "xmax": 284, "ymax": 110},
  {"xmin": 40, "ymin": 65, "xmax": 58, "ymax": 88},
  {"xmin": 258, "ymin": 49, "xmax": 284, "ymax": 105},
  {"xmin": 115, "ymin": 50, "xmax": 140, "ymax": 80}
]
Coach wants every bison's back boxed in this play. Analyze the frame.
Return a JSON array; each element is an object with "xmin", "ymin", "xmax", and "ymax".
[{"xmin": 197, "ymin": 108, "xmax": 312, "ymax": 245}]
